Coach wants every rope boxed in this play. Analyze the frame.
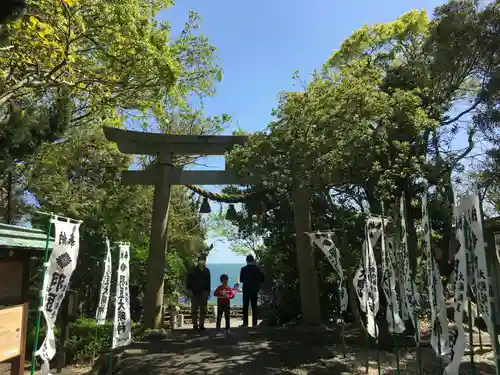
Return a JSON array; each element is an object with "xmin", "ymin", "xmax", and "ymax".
[{"xmin": 184, "ymin": 184, "xmax": 264, "ymax": 203}]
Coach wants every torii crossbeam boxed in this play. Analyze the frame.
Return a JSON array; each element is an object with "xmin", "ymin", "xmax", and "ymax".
[{"xmin": 103, "ymin": 126, "xmax": 321, "ymax": 329}]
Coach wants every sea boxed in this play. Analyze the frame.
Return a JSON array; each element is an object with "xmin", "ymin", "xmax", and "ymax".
[{"xmin": 180, "ymin": 263, "xmax": 245, "ymax": 306}]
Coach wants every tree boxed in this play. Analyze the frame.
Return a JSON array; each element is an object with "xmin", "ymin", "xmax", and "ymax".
[
  {"xmin": 0, "ymin": 0, "xmax": 26, "ymax": 25},
  {"xmin": 24, "ymin": 126, "xmax": 207, "ymax": 318},
  {"xmin": 207, "ymin": 208, "xmax": 264, "ymax": 260},
  {"xmin": 0, "ymin": 1, "xmax": 226, "ymax": 169},
  {"xmin": 225, "ymin": 0, "xmax": 500, "ymax": 328}
]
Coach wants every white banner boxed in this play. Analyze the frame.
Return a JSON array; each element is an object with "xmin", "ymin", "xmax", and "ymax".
[
  {"xmin": 445, "ymin": 202, "xmax": 468, "ymax": 375},
  {"xmin": 308, "ymin": 232, "xmax": 348, "ymax": 312},
  {"xmin": 353, "ymin": 217, "xmax": 381, "ymax": 338},
  {"xmin": 458, "ymin": 193, "xmax": 499, "ymax": 374},
  {"xmin": 112, "ymin": 243, "xmax": 131, "ymax": 349},
  {"xmin": 398, "ymin": 195, "xmax": 420, "ymax": 339},
  {"xmin": 422, "ymin": 191, "xmax": 450, "ymax": 355},
  {"xmin": 381, "ymin": 233, "xmax": 405, "ymax": 334},
  {"xmin": 96, "ymin": 238, "xmax": 112, "ymax": 325},
  {"xmin": 36, "ymin": 218, "xmax": 81, "ymax": 375},
  {"xmin": 354, "ymin": 217, "xmax": 383, "ymax": 313}
]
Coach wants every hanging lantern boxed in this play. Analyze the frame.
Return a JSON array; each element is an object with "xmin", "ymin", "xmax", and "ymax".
[
  {"xmin": 199, "ymin": 198, "xmax": 211, "ymax": 214},
  {"xmin": 225, "ymin": 204, "xmax": 238, "ymax": 221}
]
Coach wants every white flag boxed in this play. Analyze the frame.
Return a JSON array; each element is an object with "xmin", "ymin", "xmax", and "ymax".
[
  {"xmin": 445, "ymin": 202, "xmax": 468, "ymax": 375},
  {"xmin": 112, "ymin": 243, "xmax": 131, "ymax": 349},
  {"xmin": 308, "ymin": 232, "xmax": 348, "ymax": 312},
  {"xmin": 36, "ymin": 218, "xmax": 81, "ymax": 375},
  {"xmin": 399, "ymin": 195, "xmax": 420, "ymax": 339},
  {"xmin": 422, "ymin": 191, "xmax": 450, "ymax": 355},
  {"xmin": 96, "ymin": 239, "xmax": 112, "ymax": 325},
  {"xmin": 353, "ymin": 217, "xmax": 381, "ymax": 338},
  {"xmin": 381, "ymin": 233, "xmax": 405, "ymax": 334},
  {"xmin": 457, "ymin": 193, "xmax": 500, "ymax": 375}
]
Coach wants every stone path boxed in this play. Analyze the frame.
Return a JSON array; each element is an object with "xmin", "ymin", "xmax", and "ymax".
[{"xmin": 113, "ymin": 326, "xmax": 498, "ymax": 375}]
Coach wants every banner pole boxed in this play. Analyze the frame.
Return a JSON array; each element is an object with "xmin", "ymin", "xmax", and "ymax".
[
  {"xmin": 92, "ymin": 325, "xmax": 99, "ymax": 366},
  {"xmin": 381, "ymin": 201, "xmax": 400, "ymax": 375},
  {"xmin": 423, "ymin": 190, "xmax": 444, "ymax": 373},
  {"xmin": 401, "ymin": 194, "xmax": 423, "ymax": 375},
  {"xmin": 30, "ymin": 215, "xmax": 53, "ymax": 375},
  {"xmin": 109, "ymin": 349, "xmax": 113, "ymax": 375}
]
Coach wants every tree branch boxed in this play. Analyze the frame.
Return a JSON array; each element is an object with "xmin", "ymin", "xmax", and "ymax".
[{"xmin": 441, "ymin": 99, "xmax": 480, "ymax": 126}]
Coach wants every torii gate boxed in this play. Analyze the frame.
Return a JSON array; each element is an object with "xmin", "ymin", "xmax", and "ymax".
[{"xmin": 103, "ymin": 126, "xmax": 321, "ymax": 329}]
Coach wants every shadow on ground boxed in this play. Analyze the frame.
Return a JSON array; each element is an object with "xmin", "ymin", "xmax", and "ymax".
[{"xmin": 113, "ymin": 326, "xmax": 497, "ymax": 375}]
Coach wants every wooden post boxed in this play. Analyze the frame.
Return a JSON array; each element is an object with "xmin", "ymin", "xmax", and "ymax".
[
  {"xmin": 292, "ymin": 185, "xmax": 321, "ymax": 325},
  {"xmin": 143, "ymin": 153, "xmax": 173, "ymax": 329},
  {"xmin": 57, "ymin": 295, "xmax": 70, "ymax": 373}
]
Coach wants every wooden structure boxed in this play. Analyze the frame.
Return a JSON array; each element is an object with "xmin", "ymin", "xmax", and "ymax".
[
  {"xmin": 103, "ymin": 126, "xmax": 321, "ymax": 329},
  {"xmin": 0, "ymin": 223, "xmax": 53, "ymax": 375}
]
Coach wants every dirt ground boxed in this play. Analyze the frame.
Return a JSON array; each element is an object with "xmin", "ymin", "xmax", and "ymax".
[
  {"xmin": 3, "ymin": 325, "xmax": 495, "ymax": 375},
  {"xmin": 111, "ymin": 325, "xmax": 497, "ymax": 375},
  {"xmin": 0, "ymin": 363, "xmax": 90, "ymax": 375}
]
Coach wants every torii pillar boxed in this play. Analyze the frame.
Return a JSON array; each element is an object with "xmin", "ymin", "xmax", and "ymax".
[{"xmin": 103, "ymin": 126, "xmax": 321, "ymax": 329}]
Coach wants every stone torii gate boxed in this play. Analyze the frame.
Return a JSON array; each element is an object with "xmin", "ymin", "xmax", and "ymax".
[{"xmin": 103, "ymin": 126, "xmax": 321, "ymax": 329}]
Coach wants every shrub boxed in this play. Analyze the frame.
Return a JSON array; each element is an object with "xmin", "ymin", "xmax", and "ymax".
[{"xmin": 26, "ymin": 316, "xmax": 143, "ymax": 365}]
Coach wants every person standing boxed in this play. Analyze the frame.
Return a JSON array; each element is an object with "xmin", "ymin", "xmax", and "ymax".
[
  {"xmin": 239, "ymin": 254, "xmax": 264, "ymax": 327},
  {"xmin": 213, "ymin": 274, "xmax": 235, "ymax": 334},
  {"xmin": 186, "ymin": 255, "xmax": 211, "ymax": 331}
]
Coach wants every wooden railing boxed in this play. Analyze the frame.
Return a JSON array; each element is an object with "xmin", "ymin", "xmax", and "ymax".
[{"xmin": 164, "ymin": 305, "xmax": 246, "ymax": 328}]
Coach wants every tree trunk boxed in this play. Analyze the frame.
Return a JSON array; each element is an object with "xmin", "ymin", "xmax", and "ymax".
[
  {"xmin": 438, "ymin": 170, "xmax": 456, "ymax": 284},
  {"xmin": 404, "ymin": 188, "xmax": 420, "ymax": 272}
]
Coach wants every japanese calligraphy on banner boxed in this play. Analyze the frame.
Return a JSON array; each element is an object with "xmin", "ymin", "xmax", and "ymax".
[
  {"xmin": 398, "ymin": 196, "xmax": 420, "ymax": 339},
  {"xmin": 307, "ymin": 232, "xmax": 348, "ymax": 313},
  {"xmin": 353, "ymin": 217, "xmax": 381, "ymax": 338},
  {"xmin": 36, "ymin": 218, "xmax": 81, "ymax": 375},
  {"xmin": 422, "ymin": 191, "xmax": 450, "ymax": 356},
  {"xmin": 445, "ymin": 202, "xmax": 468, "ymax": 375},
  {"xmin": 454, "ymin": 193, "xmax": 499, "ymax": 375},
  {"xmin": 112, "ymin": 243, "xmax": 131, "ymax": 349},
  {"xmin": 381, "ymin": 233, "xmax": 405, "ymax": 334},
  {"xmin": 96, "ymin": 239, "xmax": 112, "ymax": 325}
]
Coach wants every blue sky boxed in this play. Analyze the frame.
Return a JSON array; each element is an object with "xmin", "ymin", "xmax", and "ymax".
[{"xmin": 158, "ymin": 0, "xmax": 450, "ymax": 263}]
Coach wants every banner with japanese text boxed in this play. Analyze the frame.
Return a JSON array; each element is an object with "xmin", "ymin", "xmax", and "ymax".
[
  {"xmin": 398, "ymin": 195, "xmax": 420, "ymax": 338},
  {"xmin": 96, "ymin": 238, "xmax": 112, "ymax": 325},
  {"xmin": 353, "ymin": 217, "xmax": 382, "ymax": 338},
  {"xmin": 36, "ymin": 218, "xmax": 81, "ymax": 375},
  {"xmin": 422, "ymin": 191, "xmax": 450, "ymax": 356},
  {"xmin": 112, "ymin": 243, "xmax": 131, "ymax": 349},
  {"xmin": 307, "ymin": 232, "xmax": 348, "ymax": 313}
]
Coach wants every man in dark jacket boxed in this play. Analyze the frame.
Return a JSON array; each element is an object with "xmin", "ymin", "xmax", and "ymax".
[
  {"xmin": 239, "ymin": 254, "xmax": 264, "ymax": 327},
  {"xmin": 186, "ymin": 255, "xmax": 211, "ymax": 331}
]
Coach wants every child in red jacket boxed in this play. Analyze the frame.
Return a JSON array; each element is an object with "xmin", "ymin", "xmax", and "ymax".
[{"xmin": 214, "ymin": 274, "xmax": 235, "ymax": 332}]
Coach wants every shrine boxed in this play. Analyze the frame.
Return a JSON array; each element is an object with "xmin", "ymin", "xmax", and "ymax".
[{"xmin": 103, "ymin": 126, "xmax": 322, "ymax": 329}]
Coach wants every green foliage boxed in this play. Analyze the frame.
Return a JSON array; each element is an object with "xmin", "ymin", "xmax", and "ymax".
[
  {"xmin": 206, "ymin": 208, "xmax": 264, "ymax": 258},
  {"xmin": 26, "ymin": 317, "xmax": 144, "ymax": 365},
  {"xmin": 23, "ymin": 126, "xmax": 207, "ymax": 318},
  {"xmin": 225, "ymin": 0, "xmax": 500, "ymax": 327},
  {"xmin": 8, "ymin": 0, "xmax": 223, "ymax": 322},
  {"xmin": 0, "ymin": 0, "xmax": 229, "ymax": 174}
]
